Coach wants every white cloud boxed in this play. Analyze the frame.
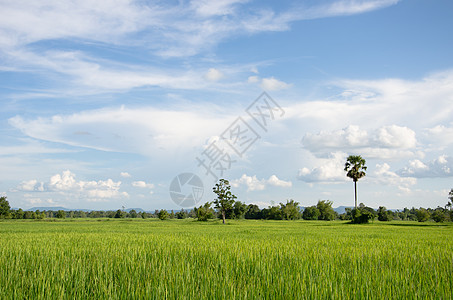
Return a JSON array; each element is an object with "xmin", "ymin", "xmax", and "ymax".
[
  {"xmin": 191, "ymin": 0, "xmax": 246, "ymax": 17},
  {"xmin": 373, "ymin": 163, "xmax": 417, "ymax": 193},
  {"xmin": 204, "ymin": 68, "xmax": 224, "ymax": 81},
  {"xmin": 302, "ymin": 0, "xmax": 401, "ymax": 19},
  {"xmin": 232, "ymin": 174, "xmax": 265, "ymax": 191},
  {"xmin": 260, "ymin": 77, "xmax": 292, "ymax": 91},
  {"xmin": 267, "ymin": 175, "xmax": 292, "ymax": 188},
  {"xmin": 298, "ymin": 152, "xmax": 348, "ymax": 183},
  {"xmin": 15, "ymin": 170, "xmax": 125, "ymax": 201},
  {"xmin": 424, "ymin": 124, "xmax": 453, "ymax": 148},
  {"xmin": 231, "ymin": 174, "xmax": 292, "ymax": 191},
  {"xmin": 0, "ymin": 0, "xmax": 402, "ymax": 97},
  {"xmin": 120, "ymin": 172, "xmax": 131, "ymax": 178},
  {"xmin": 398, "ymin": 155, "xmax": 453, "ymax": 178},
  {"xmin": 247, "ymin": 75, "xmax": 260, "ymax": 83},
  {"xmin": 302, "ymin": 125, "xmax": 368, "ymax": 152},
  {"xmin": 9, "ymin": 105, "xmax": 235, "ymax": 156},
  {"xmin": 132, "ymin": 181, "xmax": 155, "ymax": 189},
  {"xmin": 17, "ymin": 179, "xmax": 44, "ymax": 192},
  {"xmin": 250, "ymin": 66, "xmax": 259, "ymax": 74},
  {"xmin": 0, "ymin": 139, "xmax": 74, "ymax": 156},
  {"xmin": 375, "ymin": 125, "xmax": 416, "ymax": 149},
  {"xmin": 0, "ymin": 0, "xmax": 399, "ymax": 58},
  {"xmin": 302, "ymin": 125, "xmax": 417, "ymax": 159}
]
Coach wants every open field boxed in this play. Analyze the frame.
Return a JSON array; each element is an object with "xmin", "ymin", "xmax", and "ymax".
[{"xmin": 0, "ymin": 219, "xmax": 452, "ymax": 299}]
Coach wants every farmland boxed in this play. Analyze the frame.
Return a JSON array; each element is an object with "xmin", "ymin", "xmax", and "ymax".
[{"xmin": 0, "ymin": 219, "xmax": 452, "ymax": 299}]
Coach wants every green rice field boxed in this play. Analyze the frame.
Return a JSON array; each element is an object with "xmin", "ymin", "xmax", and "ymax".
[{"xmin": 0, "ymin": 219, "xmax": 452, "ymax": 299}]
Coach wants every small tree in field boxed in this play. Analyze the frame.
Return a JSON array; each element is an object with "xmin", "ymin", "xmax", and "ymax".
[
  {"xmin": 213, "ymin": 179, "xmax": 237, "ymax": 224},
  {"xmin": 344, "ymin": 155, "xmax": 367, "ymax": 209},
  {"xmin": 158, "ymin": 209, "xmax": 169, "ymax": 220}
]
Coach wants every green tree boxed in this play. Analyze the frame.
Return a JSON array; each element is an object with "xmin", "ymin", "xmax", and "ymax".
[
  {"xmin": 245, "ymin": 204, "xmax": 262, "ymax": 219},
  {"xmin": 446, "ymin": 189, "xmax": 453, "ymax": 211},
  {"xmin": 415, "ymin": 208, "xmax": 430, "ymax": 222},
  {"xmin": 213, "ymin": 179, "xmax": 237, "ymax": 224},
  {"xmin": 302, "ymin": 206, "xmax": 320, "ymax": 220},
  {"xmin": 262, "ymin": 205, "xmax": 282, "ymax": 220},
  {"xmin": 0, "ymin": 196, "xmax": 11, "ymax": 218},
  {"xmin": 158, "ymin": 209, "xmax": 168, "ymax": 220},
  {"xmin": 316, "ymin": 200, "xmax": 336, "ymax": 221},
  {"xmin": 377, "ymin": 206, "xmax": 392, "ymax": 221},
  {"xmin": 14, "ymin": 208, "xmax": 25, "ymax": 219},
  {"xmin": 129, "ymin": 209, "xmax": 138, "ymax": 218},
  {"xmin": 114, "ymin": 209, "xmax": 126, "ymax": 218},
  {"xmin": 56, "ymin": 210, "xmax": 66, "ymax": 219},
  {"xmin": 280, "ymin": 199, "xmax": 301, "ymax": 220},
  {"xmin": 344, "ymin": 155, "xmax": 367, "ymax": 209},
  {"xmin": 233, "ymin": 201, "xmax": 247, "ymax": 219},
  {"xmin": 431, "ymin": 208, "xmax": 446, "ymax": 223},
  {"xmin": 175, "ymin": 209, "xmax": 187, "ymax": 219}
]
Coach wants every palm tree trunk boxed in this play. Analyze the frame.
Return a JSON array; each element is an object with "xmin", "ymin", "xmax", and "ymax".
[{"xmin": 354, "ymin": 181, "xmax": 357, "ymax": 209}]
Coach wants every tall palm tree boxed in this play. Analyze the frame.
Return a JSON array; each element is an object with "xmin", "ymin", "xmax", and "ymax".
[
  {"xmin": 447, "ymin": 189, "xmax": 453, "ymax": 211},
  {"xmin": 344, "ymin": 155, "xmax": 367, "ymax": 209}
]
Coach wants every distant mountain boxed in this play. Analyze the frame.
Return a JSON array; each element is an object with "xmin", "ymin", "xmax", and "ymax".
[
  {"xmin": 27, "ymin": 206, "xmax": 91, "ymax": 212},
  {"xmin": 26, "ymin": 207, "xmax": 147, "ymax": 212},
  {"xmin": 125, "ymin": 208, "xmax": 145, "ymax": 213},
  {"xmin": 333, "ymin": 206, "xmax": 354, "ymax": 214}
]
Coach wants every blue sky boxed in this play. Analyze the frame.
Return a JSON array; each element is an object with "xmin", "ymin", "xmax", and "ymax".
[{"xmin": 1, "ymin": 0, "xmax": 453, "ymax": 211}]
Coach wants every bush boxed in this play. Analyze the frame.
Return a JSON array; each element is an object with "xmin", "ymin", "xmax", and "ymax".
[
  {"xmin": 196, "ymin": 203, "xmax": 214, "ymax": 221},
  {"xmin": 351, "ymin": 208, "xmax": 374, "ymax": 224}
]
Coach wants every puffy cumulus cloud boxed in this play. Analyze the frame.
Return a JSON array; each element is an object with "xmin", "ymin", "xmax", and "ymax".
[
  {"xmin": 302, "ymin": 125, "xmax": 368, "ymax": 152},
  {"xmin": 398, "ymin": 155, "xmax": 453, "ymax": 178},
  {"xmin": 17, "ymin": 179, "xmax": 44, "ymax": 192},
  {"xmin": 232, "ymin": 175, "xmax": 265, "ymax": 191},
  {"xmin": 302, "ymin": 125, "xmax": 417, "ymax": 159},
  {"xmin": 375, "ymin": 125, "xmax": 416, "ymax": 149},
  {"xmin": 260, "ymin": 77, "xmax": 292, "ymax": 91},
  {"xmin": 231, "ymin": 174, "xmax": 292, "ymax": 191},
  {"xmin": 298, "ymin": 152, "xmax": 348, "ymax": 183},
  {"xmin": 132, "ymin": 181, "xmax": 155, "ymax": 189},
  {"xmin": 49, "ymin": 170, "xmax": 77, "ymax": 191},
  {"xmin": 423, "ymin": 124, "xmax": 453, "ymax": 148},
  {"xmin": 204, "ymin": 68, "xmax": 224, "ymax": 81},
  {"xmin": 267, "ymin": 175, "xmax": 292, "ymax": 188},
  {"xmin": 120, "ymin": 172, "xmax": 131, "ymax": 178},
  {"xmin": 15, "ymin": 170, "xmax": 126, "ymax": 201},
  {"xmin": 373, "ymin": 163, "xmax": 416, "ymax": 193}
]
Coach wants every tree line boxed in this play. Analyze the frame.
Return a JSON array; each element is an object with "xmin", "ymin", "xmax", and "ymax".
[{"xmin": 1, "ymin": 184, "xmax": 452, "ymax": 223}]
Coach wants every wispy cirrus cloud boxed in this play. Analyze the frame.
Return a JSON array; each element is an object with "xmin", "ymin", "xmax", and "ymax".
[{"xmin": 0, "ymin": 0, "xmax": 401, "ymax": 97}]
